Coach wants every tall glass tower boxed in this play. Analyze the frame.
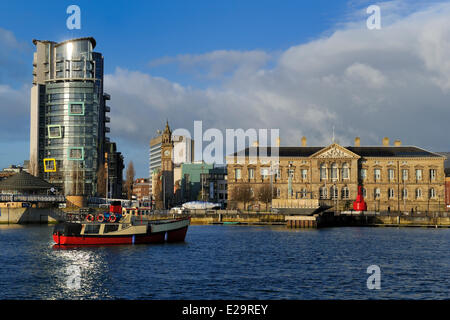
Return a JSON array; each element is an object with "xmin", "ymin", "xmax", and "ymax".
[{"xmin": 30, "ymin": 37, "xmax": 116, "ymax": 197}]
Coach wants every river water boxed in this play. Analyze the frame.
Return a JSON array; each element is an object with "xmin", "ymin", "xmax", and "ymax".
[{"xmin": 0, "ymin": 224, "xmax": 448, "ymax": 299}]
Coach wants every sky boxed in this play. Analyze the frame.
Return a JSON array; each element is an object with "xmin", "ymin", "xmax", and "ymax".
[{"xmin": 0, "ymin": 0, "xmax": 449, "ymax": 177}]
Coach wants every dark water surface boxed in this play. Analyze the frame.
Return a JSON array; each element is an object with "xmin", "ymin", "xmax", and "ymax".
[{"xmin": 0, "ymin": 224, "xmax": 448, "ymax": 299}]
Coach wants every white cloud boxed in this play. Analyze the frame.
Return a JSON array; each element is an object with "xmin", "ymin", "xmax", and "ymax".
[
  {"xmin": 102, "ymin": 2, "xmax": 450, "ymax": 175},
  {"xmin": 148, "ymin": 49, "xmax": 272, "ymax": 79}
]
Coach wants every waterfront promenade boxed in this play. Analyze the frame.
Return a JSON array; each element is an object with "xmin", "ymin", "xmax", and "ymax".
[{"xmin": 1, "ymin": 205, "xmax": 449, "ymax": 228}]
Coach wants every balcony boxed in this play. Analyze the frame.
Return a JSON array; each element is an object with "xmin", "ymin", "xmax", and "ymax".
[
  {"xmin": 105, "ymin": 116, "xmax": 110, "ymax": 123},
  {"xmin": 104, "ymin": 93, "xmax": 111, "ymax": 100},
  {"xmin": 105, "ymin": 127, "xmax": 110, "ymax": 133},
  {"xmin": 105, "ymin": 106, "xmax": 111, "ymax": 112}
]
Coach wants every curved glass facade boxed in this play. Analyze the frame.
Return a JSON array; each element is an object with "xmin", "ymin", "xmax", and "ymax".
[
  {"xmin": 33, "ymin": 38, "xmax": 104, "ymax": 196},
  {"xmin": 44, "ymin": 81, "xmax": 99, "ymax": 195}
]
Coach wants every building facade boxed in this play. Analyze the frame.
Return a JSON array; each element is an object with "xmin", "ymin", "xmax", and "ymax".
[
  {"xmin": 149, "ymin": 121, "xmax": 174, "ymax": 208},
  {"xmin": 133, "ymin": 178, "xmax": 150, "ymax": 202},
  {"xmin": 29, "ymin": 37, "xmax": 121, "ymax": 197},
  {"xmin": 105, "ymin": 142, "xmax": 124, "ymax": 199},
  {"xmin": 227, "ymin": 138, "xmax": 446, "ymax": 213},
  {"xmin": 445, "ymin": 168, "xmax": 450, "ymax": 211},
  {"xmin": 149, "ymin": 126, "xmax": 193, "ymax": 198},
  {"xmin": 173, "ymin": 135, "xmax": 194, "ymax": 165},
  {"xmin": 178, "ymin": 163, "xmax": 227, "ymax": 206},
  {"xmin": 200, "ymin": 166, "xmax": 228, "ymax": 207}
]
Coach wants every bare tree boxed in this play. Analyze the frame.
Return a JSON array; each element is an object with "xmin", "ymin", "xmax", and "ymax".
[
  {"xmin": 124, "ymin": 161, "xmax": 135, "ymax": 200},
  {"xmin": 96, "ymin": 165, "xmax": 106, "ymax": 197},
  {"xmin": 230, "ymin": 184, "xmax": 254, "ymax": 211},
  {"xmin": 257, "ymin": 184, "xmax": 272, "ymax": 211}
]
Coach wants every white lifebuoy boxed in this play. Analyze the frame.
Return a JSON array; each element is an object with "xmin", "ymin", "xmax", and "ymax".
[
  {"xmin": 97, "ymin": 214, "xmax": 104, "ymax": 222},
  {"xmin": 86, "ymin": 214, "xmax": 94, "ymax": 222}
]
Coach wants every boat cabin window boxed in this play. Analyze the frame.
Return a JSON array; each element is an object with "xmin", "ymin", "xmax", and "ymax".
[
  {"xmin": 104, "ymin": 224, "xmax": 119, "ymax": 233},
  {"xmin": 84, "ymin": 224, "xmax": 101, "ymax": 234}
]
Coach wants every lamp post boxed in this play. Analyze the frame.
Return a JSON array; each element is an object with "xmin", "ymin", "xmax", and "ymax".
[{"xmin": 288, "ymin": 163, "xmax": 293, "ymax": 200}]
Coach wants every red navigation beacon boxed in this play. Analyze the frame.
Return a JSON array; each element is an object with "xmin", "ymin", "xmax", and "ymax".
[{"xmin": 353, "ymin": 185, "xmax": 367, "ymax": 211}]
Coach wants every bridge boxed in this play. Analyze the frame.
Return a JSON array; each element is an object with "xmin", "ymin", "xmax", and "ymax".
[{"xmin": 0, "ymin": 194, "xmax": 66, "ymax": 203}]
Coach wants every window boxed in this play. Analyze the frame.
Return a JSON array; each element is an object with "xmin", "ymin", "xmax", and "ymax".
[
  {"xmin": 234, "ymin": 168, "xmax": 241, "ymax": 179},
  {"xmin": 388, "ymin": 188, "xmax": 394, "ymax": 199},
  {"xmin": 43, "ymin": 158, "xmax": 56, "ymax": 172},
  {"xmin": 342, "ymin": 163, "xmax": 349, "ymax": 179},
  {"xmin": 429, "ymin": 188, "xmax": 436, "ymax": 199},
  {"xmin": 374, "ymin": 188, "xmax": 381, "ymax": 199},
  {"xmin": 331, "ymin": 186, "xmax": 338, "ymax": 199},
  {"xmin": 374, "ymin": 169, "xmax": 381, "ymax": 181},
  {"xmin": 341, "ymin": 187, "xmax": 349, "ymax": 199},
  {"xmin": 68, "ymin": 102, "xmax": 84, "ymax": 115},
  {"xmin": 360, "ymin": 168, "xmax": 367, "ymax": 180},
  {"xmin": 275, "ymin": 168, "xmax": 281, "ymax": 180},
  {"xmin": 402, "ymin": 169, "xmax": 408, "ymax": 181},
  {"xmin": 288, "ymin": 168, "xmax": 295, "ymax": 179},
  {"xmin": 402, "ymin": 188, "xmax": 408, "ymax": 199},
  {"xmin": 47, "ymin": 125, "xmax": 63, "ymax": 139},
  {"xmin": 84, "ymin": 224, "xmax": 100, "ymax": 234},
  {"xmin": 301, "ymin": 188, "xmax": 307, "ymax": 198},
  {"xmin": 68, "ymin": 147, "xmax": 84, "ymax": 160},
  {"xmin": 362, "ymin": 188, "xmax": 367, "ymax": 198},
  {"xmin": 430, "ymin": 169, "xmax": 436, "ymax": 181},
  {"xmin": 301, "ymin": 169, "xmax": 308, "ymax": 180},
  {"xmin": 261, "ymin": 168, "xmax": 269, "ymax": 178},
  {"xmin": 416, "ymin": 188, "xmax": 422, "ymax": 199},
  {"xmin": 320, "ymin": 164, "xmax": 327, "ymax": 180},
  {"xmin": 416, "ymin": 169, "xmax": 422, "ymax": 181},
  {"xmin": 104, "ymin": 224, "xmax": 119, "ymax": 233},
  {"xmin": 276, "ymin": 188, "xmax": 281, "ymax": 198},
  {"xmin": 331, "ymin": 163, "xmax": 338, "ymax": 180},
  {"xmin": 388, "ymin": 169, "xmax": 395, "ymax": 181},
  {"xmin": 319, "ymin": 187, "xmax": 328, "ymax": 199},
  {"xmin": 248, "ymin": 168, "xmax": 254, "ymax": 179}
]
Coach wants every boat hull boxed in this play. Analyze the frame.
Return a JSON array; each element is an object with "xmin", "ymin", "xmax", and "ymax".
[{"xmin": 53, "ymin": 218, "xmax": 190, "ymax": 246}]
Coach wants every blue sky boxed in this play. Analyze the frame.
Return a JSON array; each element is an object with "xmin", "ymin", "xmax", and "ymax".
[
  {"xmin": 0, "ymin": 0, "xmax": 351, "ymax": 84},
  {"xmin": 0, "ymin": 0, "xmax": 449, "ymax": 177}
]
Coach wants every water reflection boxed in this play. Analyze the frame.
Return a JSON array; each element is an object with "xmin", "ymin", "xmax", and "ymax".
[{"xmin": 0, "ymin": 225, "xmax": 448, "ymax": 299}]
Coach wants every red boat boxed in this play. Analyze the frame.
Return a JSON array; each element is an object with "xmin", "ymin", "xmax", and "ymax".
[{"xmin": 53, "ymin": 202, "xmax": 190, "ymax": 245}]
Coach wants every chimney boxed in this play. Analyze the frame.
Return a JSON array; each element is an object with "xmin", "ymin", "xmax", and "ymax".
[
  {"xmin": 252, "ymin": 141, "xmax": 259, "ymax": 147},
  {"xmin": 301, "ymin": 136, "xmax": 307, "ymax": 147},
  {"xmin": 394, "ymin": 139, "xmax": 402, "ymax": 146},
  {"xmin": 382, "ymin": 137, "xmax": 390, "ymax": 146},
  {"xmin": 276, "ymin": 137, "xmax": 280, "ymax": 147},
  {"xmin": 354, "ymin": 137, "xmax": 360, "ymax": 147}
]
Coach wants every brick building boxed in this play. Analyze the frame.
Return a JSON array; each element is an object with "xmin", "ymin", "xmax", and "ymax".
[{"xmin": 133, "ymin": 178, "xmax": 150, "ymax": 202}]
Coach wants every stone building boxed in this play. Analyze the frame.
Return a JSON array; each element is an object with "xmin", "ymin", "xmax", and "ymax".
[
  {"xmin": 445, "ymin": 168, "xmax": 450, "ymax": 211},
  {"xmin": 226, "ymin": 137, "xmax": 446, "ymax": 213}
]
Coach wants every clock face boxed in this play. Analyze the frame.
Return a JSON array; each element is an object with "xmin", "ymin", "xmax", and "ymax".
[{"xmin": 164, "ymin": 150, "xmax": 170, "ymax": 156}]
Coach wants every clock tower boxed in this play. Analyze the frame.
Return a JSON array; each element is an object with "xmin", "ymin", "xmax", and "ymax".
[{"xmin": 161, "ymin": 120, "xmax": 174, "ymax": 208}]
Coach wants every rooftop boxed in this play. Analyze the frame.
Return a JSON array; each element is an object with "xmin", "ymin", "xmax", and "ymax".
[
  {"xmin": 0, "ymin": 170, "xmax": 55, "ymax": 191},
  {"xmin": 32, "ymin": 37, "xmax": 96, "ymax": 49},
  {"xmin": 230, "ymin": 145, "xmax": 445, "ymax": 158}
]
